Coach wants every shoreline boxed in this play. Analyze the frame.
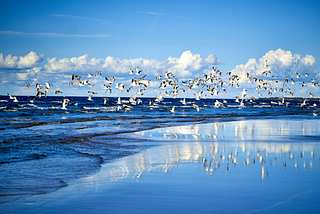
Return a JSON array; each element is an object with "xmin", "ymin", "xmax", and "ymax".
[{"xmin": 1, "ymin": 118, "xmax": 320, "ymax": 213}]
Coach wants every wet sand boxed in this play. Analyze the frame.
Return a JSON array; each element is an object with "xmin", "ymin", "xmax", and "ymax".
[{"xmin": 1, "ymin": 119, "xmax": 320, "ymax": 213}]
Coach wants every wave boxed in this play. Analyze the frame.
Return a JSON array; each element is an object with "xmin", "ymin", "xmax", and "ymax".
[
  {"xmin": 0, "ymin": 117, "xmax": 35, "ymax": 122},
  {"xmin": 82, "ymin": 106, "xmax": 118, "ymax": 111}
]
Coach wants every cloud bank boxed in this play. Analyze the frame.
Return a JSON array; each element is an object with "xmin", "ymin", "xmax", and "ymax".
[
  {"xmin": 44, "ymin": 50, "xmax": 224, "ymax": 77},
  {"xmin": 0, "ymin": 51, "xmax": 45, "ymax": 69}
]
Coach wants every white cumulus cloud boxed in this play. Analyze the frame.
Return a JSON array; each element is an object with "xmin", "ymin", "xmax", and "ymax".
[
  {"xmin": 230, "ymin": 48, "xmax": 317, "ymax": 81},
  {"xmin": 44, "ymin": 50, "xmax": 224, "ymax": 78},
  {"xmin": 0, "ymin": 51, "xmax": 45, "ymax": 69}
]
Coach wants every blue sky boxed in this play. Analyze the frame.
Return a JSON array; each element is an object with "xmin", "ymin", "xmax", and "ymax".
[{"xmin": 1, "ymin": 0, "xmax": 320, "ymax": 98}]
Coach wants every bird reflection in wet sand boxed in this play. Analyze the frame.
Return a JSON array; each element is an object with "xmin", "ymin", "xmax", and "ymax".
[
  {"xmin": 108, "ymin": 136, "xmax": 317, "ymax": 182},
  {"xmin": 104, "ymin": 120, "xmax": 319, "ymax": 182}
]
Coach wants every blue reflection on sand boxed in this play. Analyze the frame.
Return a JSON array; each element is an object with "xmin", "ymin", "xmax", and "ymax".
[
  {"xmin": 75, "ymin": 119, "xmax": 320, "ymax": 213},
  {"xmin": 2, "ymin": 119, "xmax": 320, "ymax": 214}
]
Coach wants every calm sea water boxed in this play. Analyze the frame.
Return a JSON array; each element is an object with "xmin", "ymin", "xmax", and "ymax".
[{"xmin": 0, "ymin": 95, "xmax": 319, "ymax": 204}]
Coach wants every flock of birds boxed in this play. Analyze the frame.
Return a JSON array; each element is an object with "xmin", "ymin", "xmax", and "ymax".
[{"xmin": 6, "ymin": 60, "xmax": 320, "ymax": 112}]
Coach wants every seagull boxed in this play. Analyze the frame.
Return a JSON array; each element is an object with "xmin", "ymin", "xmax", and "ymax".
[
  {"xmin": 95, "ymin": 71, "xmax": 102, "ymax": 76},
  {"xmin": 116, "ymin": 83, "xmax": 125, "ymax": 90},
  {"xmin": 103, "ymin": 98, "xmax": 108, "ymax": 105},
  {"xmin": 7, "ymin": 93, "xmax": 14, "ymax": 99},
  {"xmin": 88, "ymin": 94, "xmax": 93, "ymax": 101},
  {"xmin": 241, "ymin": 88, "xmax": 247, "ymax": 98},
  {"xmin": 135, "ymin": 66, "xmax": 142, "ymax": 75},
  {"xmin": 262, "ymin": 70, "xmax": 271, "ymax": 76},
  {"xmin": 300, "ymin": 99, "xmax": 307, "ymax": 107},
  {"xmin": 13, "ymin": 96, "xmax": 18, "ymax": 102},
  {"xmin": 26, "ymin": 82, "xmax": 31, "ymax": 88},
  {"xmin": 121, "ymin": 86, "xmax": 133, "ymax": 93},
  {"xmin": 88, "ymin": 83, "xmax": 95, "ymax": 88},
  {"xmin": 214, "ymin": 100, "xmax": 222, "ymax": 108},
  {"xmin": 88, "ymin": 73, "xmax": 93, "ymax": 77},
  {"xmin": 122, "ymin": 104, "xmax": 132, "ymax": 112},
  {"xmin": 180, "ymin": 98, "xmax": 186, "ymax": 105},
  {"xmin": 105, "ymin": 77, "xmax": 114, "ymax": 84},
  {"xmin": 36, "ymin": 91, "xmax": 46, "ymax": 98},
  {"xmin": 194, "ymin": 104, "xmax": 200, "ymax": 112},
  {"xmin": 156, "ymin": 74, "xmax": 162, "ymax": 80},
  {"xmin": 170, "ymin": 106, "xmax": 175, "ymax": 113},
  {"xmin": 61, "ymin": 98, "xmax": 70, "ymax": 110},
  {"xmin": 45, "ymin": 82, "xmax": 52, "ymax": 89},
  {"xmin": 117, "ymin": 97, "xmax": 122, "ymax": 105},
  {"xmin": 54, "ymin": 90, "xmax": 63, "ymax": 94}
]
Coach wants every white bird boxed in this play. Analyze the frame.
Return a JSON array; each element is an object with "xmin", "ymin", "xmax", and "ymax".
[
  {"xmin": 194, "ymin": 105, "xmax": 200, "ymax": 112},
  {"xmin": 241, "ymin": 88, "xmax": 247, "ymax": 98},
  {"xmin": 7, "ymin": 93, "xmax": 14, "ymax": 99},
  {"xmin": 61, "ymin": 98, "xmax": 70, "ymax": 110},
  {"xmin": 135, "ymin": 66, "xmax": 142, "ymax": 75},
  {"xmin": 117, "ymin": 97, "xmax": 122, "ymax": 105},
  {"xmin": 116, "ymin": 83, "xmax": 125, "ymax": 90},
  {"xmin": 214, "ymin": 100, "xmax": 221, "ymax": 108},
  {"xmin": 103, "ymin": 98, "xmax": 108, "ymax": 105},
  {"xmin": 170, "ymin": 106, "xmax": 175, "ymax": 113},
  {"xmin": 13, "ymin": 96, "xmax": 18, "ymax": 103},
  {"xmin": 45, "ymin": 82, "xmax": 52, "ymax": 89},
  {"xmin": 300, "ymin": 99, "xmax": 307, "ymax": 107},
  {"xmin": 180, "ymin": 98, "xmax": 186, "ymax": 105},
  {"xmin": 88, "ymin": 94, "xmax": 93, "ymax": 101},
  {"xmin": 240, "ymin": 99, "xmax": 245, "ymax": 107}
]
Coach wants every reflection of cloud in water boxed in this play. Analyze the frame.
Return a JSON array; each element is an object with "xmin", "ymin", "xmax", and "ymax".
[{"xmin": 83, "ymin": 119, "xmax": 320, "ymax": 186}]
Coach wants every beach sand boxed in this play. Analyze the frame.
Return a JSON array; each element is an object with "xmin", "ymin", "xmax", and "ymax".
[{"xmin": 1, "ymin": 119, "xmax": 320, "ymax": 213}]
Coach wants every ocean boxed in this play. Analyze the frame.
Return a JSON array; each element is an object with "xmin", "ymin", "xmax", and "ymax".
[{"xmin": 1, "ymin": 95, "xmax": 319, "ymax": 213}]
